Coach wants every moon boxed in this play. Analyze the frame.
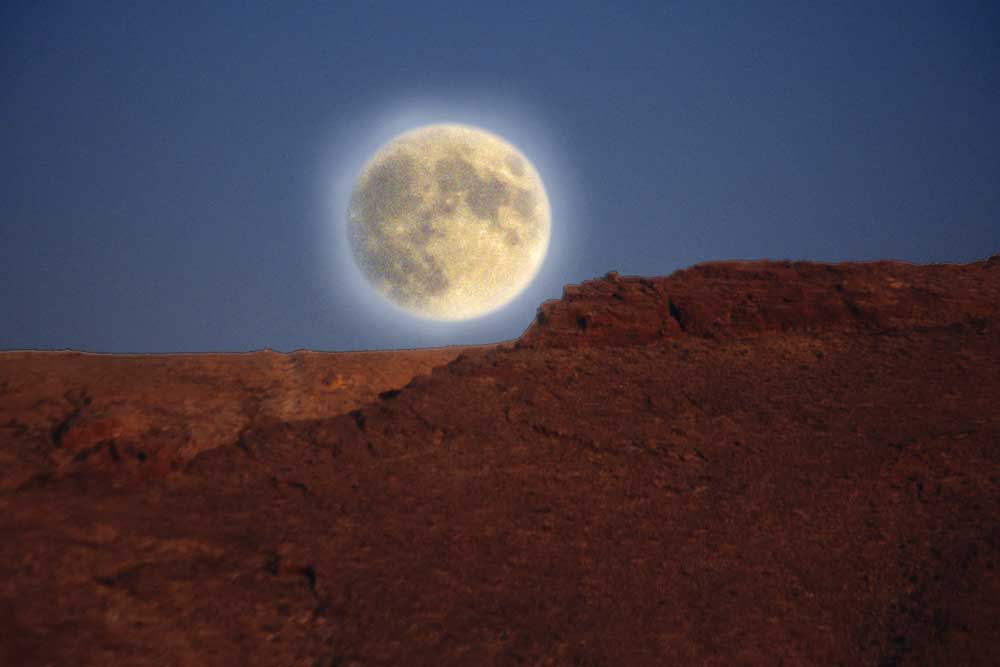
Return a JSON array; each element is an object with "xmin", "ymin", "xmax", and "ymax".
[{"xmin": 347, "ymin": 124, "xmax": 551, "ymax": 320}]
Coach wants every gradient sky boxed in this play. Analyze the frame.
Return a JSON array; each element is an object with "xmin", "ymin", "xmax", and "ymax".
[{"xmin": 3, "ymin": 1, "xmax": 998, "ymax": 353}]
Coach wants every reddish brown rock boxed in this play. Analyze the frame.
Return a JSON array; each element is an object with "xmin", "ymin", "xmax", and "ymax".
[
  {"xmin": 1, "ymin": 256, "xmax": 998, "ymax": 666},
  {"xmin": 519, "ymin": 257, "xmax": 1000, "ymax": 347},
  {"xmin": 0, "ymin": 346, "xmax": 489, "ymax": 491}
]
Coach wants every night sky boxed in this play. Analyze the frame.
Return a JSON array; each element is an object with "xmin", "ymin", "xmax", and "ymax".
[{"xmin": 3, "ymin": 2, "xmax": 998, "ymax": 353}]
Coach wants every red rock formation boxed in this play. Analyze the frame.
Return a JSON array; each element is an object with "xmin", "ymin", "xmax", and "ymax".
[
  {"xmin": 1, "ymin": 256, "xmax": 998, "ymax": 666},
  {"xmin": 0, "ymin": 346, "xmax": 487, "ymax": 491},
  {"xmin": 520, "ymin": 256, "xmax": 1000, "ymax": 347}
]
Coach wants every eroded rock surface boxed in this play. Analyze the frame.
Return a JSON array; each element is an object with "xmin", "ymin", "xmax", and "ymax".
[
  {"xmin": 2, "ymin": 256, "xmax": 998, "ymax": 666},
  {"xmin": 520, "ymin": 256, "xmax": 1000, "ymax": 347},
  {"xmin": 0, "ymin": 346, "xmax": 485, "ymax": 491}
]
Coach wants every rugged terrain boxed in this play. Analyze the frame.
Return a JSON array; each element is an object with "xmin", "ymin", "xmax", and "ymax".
[
  {"xmin": 2, "ymin": 256, "xmax": 999, "ymax": 665},
  {"xmin": 0, "ymin": 345, "xmax": 493, "ymax": 494}
]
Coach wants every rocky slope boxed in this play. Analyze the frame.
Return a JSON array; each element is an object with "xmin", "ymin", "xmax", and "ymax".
[
  {"xmin": 0, "ymin": 346, "xmax": 489, "ymax": 493},
  {"xmin": 2, "ymin": 256, "xmax": 999, "ymax": 666}
]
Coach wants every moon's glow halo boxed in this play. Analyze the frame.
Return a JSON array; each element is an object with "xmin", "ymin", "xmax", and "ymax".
[{"xmin": 347, "ymin": 124, "xmax": 551, "ymax": 321}]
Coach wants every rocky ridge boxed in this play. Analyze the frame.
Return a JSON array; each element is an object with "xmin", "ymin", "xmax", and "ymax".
[
  {"xmin": 520, "ymin": 255, "xmax": 1000, "ymax": 347},
  {"xmin": 2, "ymin": 255, "xmax": 999, "ymax": 666},
  {"xmin": 0, "ymin": 346, "xmax": 486, "ymax": 492}
]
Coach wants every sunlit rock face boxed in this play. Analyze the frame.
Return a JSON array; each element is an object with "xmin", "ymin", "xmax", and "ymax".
[{"xmin": 348, "ymin": 124, "xmax": 551, "ymax": 320}]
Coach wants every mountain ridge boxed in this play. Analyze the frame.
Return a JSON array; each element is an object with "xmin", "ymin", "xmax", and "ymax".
[
  {"xmin": 519, "ymin": 255, "xmax": 1000, "ymax": 347},
  {"xmin": 2, "ymin": 255, "xmax": 998, "ymax": 665}
]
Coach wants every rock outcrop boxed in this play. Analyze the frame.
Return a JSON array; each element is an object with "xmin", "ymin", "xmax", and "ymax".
[
  {"xmin": 520, "ymin": 256, "xmax": 1000, "ymax": 347},
  {"xmin": 0, "ymin": 346, "xmax": 487, "ymax": 492},
  {"xmin": 2, "ymin": 256, "xmax": 998, "ymax": 666}
]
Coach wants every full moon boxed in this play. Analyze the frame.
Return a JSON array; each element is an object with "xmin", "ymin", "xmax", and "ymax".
[{"xmin": 347, "ymin": 124, "xmax": 551, "ymax": 320}]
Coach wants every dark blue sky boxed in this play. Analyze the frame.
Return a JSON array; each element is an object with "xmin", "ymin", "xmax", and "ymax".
[{"xmin": 3, "ymin": 1, "xmax": 998, "ymax": 352}]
